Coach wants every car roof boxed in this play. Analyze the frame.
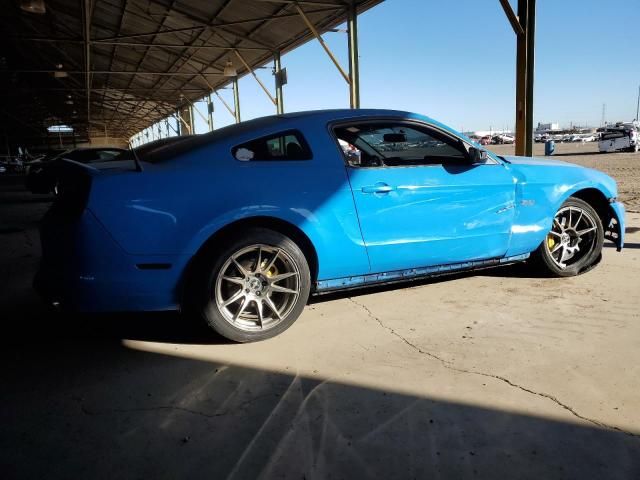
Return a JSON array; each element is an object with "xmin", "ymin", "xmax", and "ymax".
[{"xmin": 138, "ymin": 109, "xmax": 459, "ymax": 164}]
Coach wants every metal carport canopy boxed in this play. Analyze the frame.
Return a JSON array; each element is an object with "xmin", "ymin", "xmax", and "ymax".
[{"xmin": 0, "ymin": 0, "xmax": 382, "ymax": 145}]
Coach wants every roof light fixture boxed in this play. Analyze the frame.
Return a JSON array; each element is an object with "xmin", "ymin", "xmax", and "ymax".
[
  {"xmin": 20, "ymin": 0, "xmax": 46, "ymax": 14},
  {"xmin": 53, "ymin": 63, "xmax": 68, "ymax": 78},
  {"xmin": 223, "ymin": 59, "xmax": 237, "ymax": 77}
]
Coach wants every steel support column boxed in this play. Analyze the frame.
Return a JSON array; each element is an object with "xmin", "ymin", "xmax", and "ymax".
[
  {"xmin": 189, "ymin": 105, "xmax": 195, "ymax": 134},
  {"xmin": 514, "ymin": 0, "xmax": 528, "ymax": 156},
  {"xmin": 176, "ymin": 110, "xmax": 182, "ymax": 135},
  {"xmin": 347, "ymin": 2, "xmax": 360, "ymax": 109},
  {"xmin": 525, "ymin": 0, "xmax": 536, "ymax": 156},
  {"xmin": 503, "ymin": 0, "xmax": 535, "ymax": 157},
  {"xmin": 274, "ymin": 51, "xmax": 284, "ymax": 115},
  {"xmin": 83, "ymin": 0, "xmax": 92, "ymax": 136},
  {"xmin": 233, "ymin": 77, "xmax": 241, "ymax": 123},
  {"xmin": 206, "ymin": 94, "xmax": 214, "ymax": 131}
]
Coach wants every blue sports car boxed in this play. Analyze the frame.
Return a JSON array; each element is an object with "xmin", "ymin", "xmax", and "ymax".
[{"xmin": 35, "ymin": 109, "xmax": 625, "ymax": 342}]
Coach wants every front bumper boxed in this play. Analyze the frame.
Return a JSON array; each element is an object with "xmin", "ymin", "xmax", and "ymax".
[
  {"xmin": 607, "ymin": 201, "xmax": 625, "ymax": 251},
  {"xmin": 35, "ymin": 208, "xmax": 187, "ymax": 312}
]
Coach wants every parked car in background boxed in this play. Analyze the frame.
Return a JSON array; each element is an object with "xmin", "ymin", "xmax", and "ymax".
[
  {"xmin": 492, "ymin": 134, "xmax": 514, "ymax": 144},
  {"xmin": 26, "ymin": 147, "xmax": 126, "ymax": 193},
  {"xmin": 478, "ymin": 135, "xmax": 492, "ymax": 145},
  {"xmin": 35, "ymin": 109, "xmax": 625, "ymax": 342},
  {"xmin": 598, "ymin": 127, "xmax": 639, "ymax": 153}
]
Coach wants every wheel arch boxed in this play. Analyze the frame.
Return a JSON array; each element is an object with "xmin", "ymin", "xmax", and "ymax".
[
  {"xmin": 569, "ymin": 187, "xmax": 622, "ymax": 249},
  {"xmin": 570, "ymin": 188, "xmax": 610, "ymax": 223},
  {"xmin": 179, "ymin": 216, "xmax": 320, "ymax": 311}
]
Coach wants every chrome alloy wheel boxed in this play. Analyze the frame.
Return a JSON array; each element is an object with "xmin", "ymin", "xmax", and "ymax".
[
  {"xmin": 545, "ymin": 206, "xmax": 598, "ymax": 269},
  {"xmin": 214, "ymin": 244, "xmax": 301, "ymax": 331}
]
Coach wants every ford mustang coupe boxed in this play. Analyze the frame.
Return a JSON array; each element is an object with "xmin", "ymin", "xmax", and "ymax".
[{"xmin": 35, "ymin": 109, "xmax": 625, "ymax": 342}]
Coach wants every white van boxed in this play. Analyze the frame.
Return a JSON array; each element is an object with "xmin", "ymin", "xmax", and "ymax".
[{"xmin": 598, "ymin": 126, "xmax": 639, "ymax": 153}]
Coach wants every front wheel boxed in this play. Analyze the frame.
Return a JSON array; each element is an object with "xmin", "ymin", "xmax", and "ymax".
[
  {"xmin": 200, "ymin": 228, "xmax": 311, "ymax": 342},
  {"xmin": 533, "ymin": 197, "xmax": 604, "ymax": 277}
]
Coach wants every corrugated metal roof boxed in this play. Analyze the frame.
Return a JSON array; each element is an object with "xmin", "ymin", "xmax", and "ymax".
[{"xmin": 0, "ymin": 0, "xmax": 382, "ymax": 145}]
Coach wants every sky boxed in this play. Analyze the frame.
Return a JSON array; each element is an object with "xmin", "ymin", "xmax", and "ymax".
[{"xmin": 137, "ymin": 0, "xmax": 640, "ymax": 141}]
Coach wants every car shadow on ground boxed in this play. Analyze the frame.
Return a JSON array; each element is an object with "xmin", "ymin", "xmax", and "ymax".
[
  {"xmin": 2, "ymin": 289, "xmax": 640, "ymax": 479},
  {"xmin": 2, "ymin": 333, "xmax": 638, "ymax": 479}
]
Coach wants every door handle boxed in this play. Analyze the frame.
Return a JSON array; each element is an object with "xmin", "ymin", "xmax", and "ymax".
[{"xmin": 361, "ymin": 182, "xmax": 395, "ymax": 194}]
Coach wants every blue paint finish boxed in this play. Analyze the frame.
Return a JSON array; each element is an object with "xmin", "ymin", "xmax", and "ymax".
[
  {"xmin": 501, "ymin": 155, "xmax": 622, "ymax": 255},
  {"xmin": 347, "ymin": 162, "xmax": 516, "ymax": 272},
  {"xmin": 35, "ymin": 109, "xmax": 625, "ymax": 313},
  {"xmin": 36, "ymin": 208, "xmax": 189, "ymax": 311}
]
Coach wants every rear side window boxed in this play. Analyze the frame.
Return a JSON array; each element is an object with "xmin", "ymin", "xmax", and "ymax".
[{"xmin": 232, "ymin": 130, "xmax": 312, "ymax": 161}]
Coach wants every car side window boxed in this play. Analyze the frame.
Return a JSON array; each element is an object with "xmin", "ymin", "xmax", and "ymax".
[
  {"xmin": 334, "ymin": 123, "xmax": 469, "ymax": 168},
  {"xmin": 232, "ymin": 130, "xmax": 312, "ymax": 161}
]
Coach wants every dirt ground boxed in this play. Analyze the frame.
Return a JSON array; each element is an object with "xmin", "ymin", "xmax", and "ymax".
[{"xmin": 1, "ymin": 146, "xmax": 639, "ymax": 479}]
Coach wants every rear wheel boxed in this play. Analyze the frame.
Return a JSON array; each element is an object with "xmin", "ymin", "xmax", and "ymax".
[
  {"xmin": 200, "ymin": 228, "xmax": 311, "ymax": 342},
  {"xmin": 533, "ymin": 197, "xmax": 604, "ymax": 277}
]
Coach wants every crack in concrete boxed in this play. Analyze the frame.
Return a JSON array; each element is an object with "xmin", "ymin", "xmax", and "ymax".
[
  {"xmin": 81, "ymin": 404, "xmax": 227, "ymax": 418},
  {"xmin": 80, "ymin": 393, "xmax": 273, "ymax": 419},
  {"xmin": 348, "ymin": 298, "xmax": 640, "ymax": 439}
]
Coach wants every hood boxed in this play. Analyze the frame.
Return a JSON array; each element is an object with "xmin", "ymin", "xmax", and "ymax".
[{"xmin": 501, "ymin": 155, "xmax": 580, "ymax": 168}]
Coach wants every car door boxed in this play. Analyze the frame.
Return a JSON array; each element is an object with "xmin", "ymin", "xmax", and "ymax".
[{"xmin": 335, "ymin": 120, "xmax": 517, "ymax": 273}]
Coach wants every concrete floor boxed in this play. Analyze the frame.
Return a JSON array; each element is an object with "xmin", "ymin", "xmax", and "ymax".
[{"xmin": 1, "ymin": 150, "xmax": 639, "ymax": 478}]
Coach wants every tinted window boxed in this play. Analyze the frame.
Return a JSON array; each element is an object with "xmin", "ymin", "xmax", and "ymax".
[
  {"xmin": 334, "ymin": 123, "xmax": 469, "ymax": 168},
  {"xmin": 232, "ymin": 130, "xmax": 312, "ymax": 161},
  {"xmin": 64, "ymin": 149, "xmax": 124, "ymax": 163}
]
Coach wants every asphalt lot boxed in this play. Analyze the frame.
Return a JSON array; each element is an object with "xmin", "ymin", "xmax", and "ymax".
[{"xmin": 1, "ymin": 145, "xmax": 639, "ymax": 479}]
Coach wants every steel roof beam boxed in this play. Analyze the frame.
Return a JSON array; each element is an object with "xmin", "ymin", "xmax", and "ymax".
[
  {"xmin": 144, "ymin": 0, "xmax": 237, "ymax": 106},
  {"xmin": 294, "ymin": 3, "xmax": 350, "ymax": 84},
  {"xmin": 499, "ymin": 0, "xmax": 525, "ymax": 36},
  {"xmin": 7, "ymin": 70, "xmax": 227, "ymax": 76},
  {"xmin": 91, "ymin": 41, "xmax": 270, "ymax": 52},
  {"xmin": 257, "ymin": 0, "xmax": 346, "ymax": 7},
  {"xmin": 234, "ymin": 49, "xmax": 276, "ymax": 105}
]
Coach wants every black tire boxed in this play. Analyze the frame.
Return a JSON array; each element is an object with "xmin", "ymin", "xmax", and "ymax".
[
  {"xmin": 199, "ymin": 228, "xmax": 311, "ymax": 342},
  {"xmin": 531, "ymin": 197, "xmax": 604, "ymax": 277}
]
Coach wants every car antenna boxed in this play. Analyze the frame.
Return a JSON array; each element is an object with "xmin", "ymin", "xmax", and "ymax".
[{"xmin": 128, "ymin": 141, "xmax": 144, "ymax": 172}]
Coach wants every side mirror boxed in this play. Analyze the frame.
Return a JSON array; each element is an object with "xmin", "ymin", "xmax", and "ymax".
[{"xmin": 469, "ymin": 147, "xmax": 488, "ymax": 163}]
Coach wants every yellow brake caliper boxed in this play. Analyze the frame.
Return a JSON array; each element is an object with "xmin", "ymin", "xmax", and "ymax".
[
  {"xmin": 261, "ymin": 259, "xmax": 278, "ymax": 278},
  {"xmin": 547, "ymin": 234, "xmax": 556, "ymax": 250}
]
